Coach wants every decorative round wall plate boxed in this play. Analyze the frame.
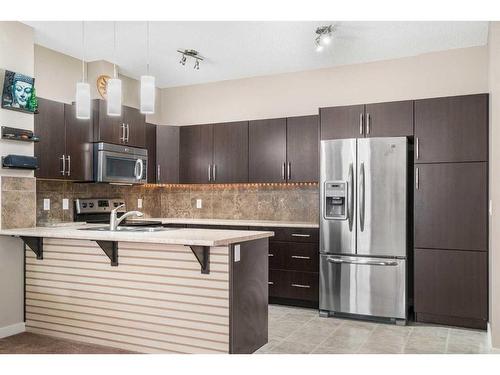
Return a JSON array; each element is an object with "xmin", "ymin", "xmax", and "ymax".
[{"xmin": 96, "ymin": 75, "xmax": 110, "ymax": 99}]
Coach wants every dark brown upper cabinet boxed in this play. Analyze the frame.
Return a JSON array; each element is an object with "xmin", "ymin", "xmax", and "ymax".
[
  {"xmin": 320, "ymin": 104, "xmax": 365, "ymax": 140},
  {"xmin": 365, "ymin": 100, "xmax": 413, "ymax": 137},
  {"xmin": 180, "ymin": 122, "xmax": 248, "ymax": 184},
  {"xmin": 321, "ymin": 101, "xmax": 413, "ymax": 140},
  {"xmin": 414, "ymin": 162, "xmax": 488, "ymax": 252},
  {"xmin": 63, "ymin": 103, "xmax": 93, "ymax": 181},
  {"xmin": 92, "ymin": 100, "xmax": 145, "ymax": 148},
  {"xmin": 249, "ymin": 118, "xmax": 287, "ymax": 183},
  {"xmin": 35, "ymin": 98, "xmax": 93, "ymax": 181},
  {"xmin": 35, "ymin": 98, "xmax": 66, "ymax": 180},
  {"xmin": 145, "ymin": 123, "xmax": 157, "ymax": 183},
  {"xmin": 286, "ymin": 115, "xmax": 319, "ymax": 182},
  {"xmin": 213, "ymin": 121, "xmax": 249, "ymax": 183},
  {"xmin": 179, "ymin": 124, "xmax": 214, "ymax": 184},
  {"xmin": 414, "ymin": 94, "xmax": 488, "ymax": 163},
  {"xmin": 157, "ymin": 125, "xmax": 180, "ymax": 184},
  {"xmin": 122, "ymin": 105, "xmax": 145, "ymax": 147}
]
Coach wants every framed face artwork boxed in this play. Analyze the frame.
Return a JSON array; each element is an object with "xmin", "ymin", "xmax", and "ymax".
[{"xmin": 1, "ymin": 69, "xmax": 38, "ymax": 114}]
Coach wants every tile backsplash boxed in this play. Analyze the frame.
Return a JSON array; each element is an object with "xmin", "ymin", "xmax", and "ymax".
[
  {"xmin": 1, "ymin": 176, "xmax": 36, "ymax": 229},
  {"xmin": 36, "ymin": 180, "xmax": 319, "ymax": 225}
]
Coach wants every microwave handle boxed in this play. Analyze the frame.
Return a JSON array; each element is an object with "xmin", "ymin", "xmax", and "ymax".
[{"xmin": 135, "ymin": 159, "xmax": 144, "ymax": 180}]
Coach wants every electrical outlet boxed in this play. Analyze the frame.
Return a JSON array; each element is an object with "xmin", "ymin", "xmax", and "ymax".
[
  {"xmin": 196, "ymin": 199, "xmax": 202, "ymax": 209},
  {"xmin": 62, "ymin": 198, "xmax": 69, "ymax": 210},
  {"xmin": 43, "ymin": 198, "xmax": 50, "ymax": 211},
  {"xmin": 138, "ymin": 198, "xmax": 143, "ymax": 209}
]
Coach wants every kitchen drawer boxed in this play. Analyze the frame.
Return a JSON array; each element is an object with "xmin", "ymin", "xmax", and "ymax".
[
  {"xmin": 250, "ymin": 227, "xmax": 319, "ymax": 243},
  {"xmin": 269, "ymin": 242, "xmax": 319, "ymax": 272},
  {"xmin": 269, "ymin": 269, "xmax": 319, "ymax": 302}
]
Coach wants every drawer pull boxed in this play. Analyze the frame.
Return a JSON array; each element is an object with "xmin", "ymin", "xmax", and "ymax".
[
  {"xmin": 291, "ymin": 234, "xmax": 311, "ymax": 238},
  {"xmin": 291, "ymin": 283, "xmax": 311, "ymax": 289},
  {"xmin": 291, "ymin": 255, "xmax": 311, "ymax": 260},
  {"xmin": 268, "ymin": 253, "xmax": 274, "ymax": 257},
  {"xmin": 268, "ymin": 281, "xmax": 274, "ymax": 285}
]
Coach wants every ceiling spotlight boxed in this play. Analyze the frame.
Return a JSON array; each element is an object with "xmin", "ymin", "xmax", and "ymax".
[
  {"xmin": 177, "ymin": 49, "xmax": 203, "ymax": 70},
  {"xmin": 314, "ymin": 24, "xmax": 335, "ymax": 52}
]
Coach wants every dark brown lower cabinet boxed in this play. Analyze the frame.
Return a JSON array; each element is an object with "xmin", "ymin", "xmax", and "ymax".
[
  {"xmin": 263, "ymin": 227, "xmax": 319, "ymax": 308},
  {"xmin": 414, "ymin": 248, "xmax": 488, "ymax": 329}
]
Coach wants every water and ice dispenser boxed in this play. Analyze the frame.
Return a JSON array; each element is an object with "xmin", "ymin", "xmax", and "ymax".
[{"xmin": 324, "ymin": 181, "xmax": 348, "ymax": 220}]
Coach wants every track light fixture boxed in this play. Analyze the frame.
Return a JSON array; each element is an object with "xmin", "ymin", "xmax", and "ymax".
[
  {"xmin": 177, "ymin": 49, "xmax": 203, "ymax": 70},
  {"xmin": 314, "ymin": 24, "xmax": 335, "ymax": 52}
]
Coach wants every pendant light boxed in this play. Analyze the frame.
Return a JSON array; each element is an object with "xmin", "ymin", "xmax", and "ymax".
[
  {"xmin": 107, "ymin": 21, "xmax": 122, "ymax": 117},
  {"xmin": 140, "ymin": 21, "xmax": 155, "ymax": 114},
  {"xmin": 75, "ymin": 21, "xmax": 90, "ymax": 119}
]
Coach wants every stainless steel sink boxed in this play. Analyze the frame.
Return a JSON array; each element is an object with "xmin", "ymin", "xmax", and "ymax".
[{"xmin": 78, "ymin": 226, "xmax": 174, "ymax": 233}]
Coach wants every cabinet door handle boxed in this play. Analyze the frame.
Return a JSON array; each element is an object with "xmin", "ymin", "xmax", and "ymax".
[
  {"xmin": 126, "ymin": 124, "xmax": 130, "ymax": 143},
  {"xmin": 268, "ymin": 253, "xmax": 274, "ymax": 257},
  {"xmin": 366, "ymin": 112, "xmax": 370, "ymax": 135},
  {"xmin": 291, "ymin": 233, "xmax": 310, "ymax": 238},
  {"xmin": 208, "ymin": 164, "xmax": 212, "ymax": 182},
  {"xmin": 212, "ymin": 164, "xmax": 216, "ymax": 181},
  {"xmin": 281, "ymin": 162, "xmax": 286, "ymax": 180},
  {"xmin": 416, "ymin": 137, "xmax": 420, "ymax": 160},
  {"xmin": 60, "ymin": 154, "xmax": 66, "ymax": 176},
  {"xmin": 415, "ymin": 167, "xmax": 420, "ymax": 190},
  {"xmin": 291, "ymin": 283, "xmax": 311, "ymax": 289},
  {"xmin": 66, "ymin": 155, "xmax": 71, "ymax": 176},
  {"xmin": 120, "ymin": 123, "xmax": 125, "ymax": 142},
  {"xmin": 287, "ymin": 162, "xmax": 291, "ymax": 180},
  {"xmin": 359, "ymin": 113, "xmax": 364, "ymax": 135},
  {"xmin": 291, "ymin": 255, "xmax": 311, "ymax": 260},
  {"xmin": 157, "ymin": 164, "xmax": 161, "ymax": 182},
  {"xmin": 268, "ymin": 281, "xmax": 274, "ymax": 285}
]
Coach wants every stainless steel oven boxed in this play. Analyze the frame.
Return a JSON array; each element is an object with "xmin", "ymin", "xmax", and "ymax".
[{"xmin": 94, "ymin": 142, "xmax": 147, "ymax": 184}]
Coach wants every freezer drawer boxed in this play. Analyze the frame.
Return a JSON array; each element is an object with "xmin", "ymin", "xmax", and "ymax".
[{"xmin": 319, "ymin": 254, "xmax": 406, "ymax": 319}]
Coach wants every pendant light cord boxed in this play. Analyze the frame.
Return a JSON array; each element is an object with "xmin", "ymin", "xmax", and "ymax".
[
  {"xmin": 81, "ymin": 21, "xmax": 85, "ymax": 82},
  {"xmin": 113, "ymin": 21, "xmax": 117, "ymax": 78},
  {"xmin": 146, "ymin": 21, "xmax": 150, "ymax": 75}
]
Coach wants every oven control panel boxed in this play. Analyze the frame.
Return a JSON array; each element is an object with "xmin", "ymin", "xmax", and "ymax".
[{"xmin": 75, "ymin": 198, "xmax": 126, "ymax": 214}]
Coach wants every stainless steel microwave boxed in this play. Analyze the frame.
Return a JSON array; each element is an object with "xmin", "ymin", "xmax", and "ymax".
[{"xmin": 94, "ymin": 142, "xmax": 147, "ymax": 184}]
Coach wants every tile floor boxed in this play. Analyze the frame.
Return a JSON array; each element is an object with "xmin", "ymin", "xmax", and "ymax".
[
  {"xmin": 256, "ymin": 305, "xmax": 493, "ymax": 354},
  {"xmin": 0, "ymin": 305, "xmax": 494, "ymax": 354}
]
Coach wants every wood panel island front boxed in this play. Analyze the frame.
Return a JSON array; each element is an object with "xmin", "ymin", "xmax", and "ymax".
[{"xmin": 0, "ymin": 225, "xmax": 273, "ymax": 354}]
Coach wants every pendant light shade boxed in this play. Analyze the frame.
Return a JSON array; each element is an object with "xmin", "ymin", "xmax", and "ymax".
[
  {"xmin": 140, "ymin": 75, "xmax": 155, "ymax": 114},
  {"xmin": 75, "ymin": 82, "xmax": 90, "ymax": 119},
  {"xmin": 107, "ymin": 22, "xmax": 122, "ymax": 117},
  {"xmin": 140, "ymin": 22, "xmax": 155, "ymax": 115},
  {"xmin": 75, "ymin": 21, "xmax": 90, "ymax": 119},
  {"xmin": 107, "ymin": 78, "xmax": 122, "ymax": 116}
]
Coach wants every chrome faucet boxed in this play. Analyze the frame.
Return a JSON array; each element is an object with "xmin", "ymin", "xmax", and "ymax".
[{"xmin": 109, "ymin": 204, "xmax": 144, "ymax": 231}]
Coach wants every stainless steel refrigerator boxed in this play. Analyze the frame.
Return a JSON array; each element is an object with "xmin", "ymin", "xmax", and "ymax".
[{"xmin": 319, "ymin": 137, "xmax": 408, "ymax": 323}]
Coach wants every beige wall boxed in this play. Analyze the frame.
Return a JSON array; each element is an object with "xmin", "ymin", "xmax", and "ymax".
[
  {"xmin": 0, "ymin": 21, "xmax": 33, "ymax": 335},
  {"xmin": 488, "ymin": 21, "xmax": 500, "ymax": 349},
  {"xmin": 160, "ymin": 46, "xmax": 488, "ymax": 126},
  {"xmin": 34, "ymin": 45, "xmax": 82, "ymax": 104}
]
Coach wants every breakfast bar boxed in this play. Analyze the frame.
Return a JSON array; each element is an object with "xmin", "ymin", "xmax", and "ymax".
[{"xmin": 0, "ymin": 225, "xmax": 273, "ymax": 354}]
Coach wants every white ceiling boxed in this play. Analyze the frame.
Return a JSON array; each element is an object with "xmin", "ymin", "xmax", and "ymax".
[{"xmin": 24, "ymin": 21, "xmax": 489, "ymax": 88}]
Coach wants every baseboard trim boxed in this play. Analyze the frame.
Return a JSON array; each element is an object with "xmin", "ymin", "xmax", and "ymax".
[{"xmin": 0, "ymin": 322, "xmax": 25, "ymax": 339}]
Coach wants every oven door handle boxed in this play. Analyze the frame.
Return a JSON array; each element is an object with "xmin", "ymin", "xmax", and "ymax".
[{"xmin": 135, "ymin": 159, "xmax": 144, "ymax": 181}]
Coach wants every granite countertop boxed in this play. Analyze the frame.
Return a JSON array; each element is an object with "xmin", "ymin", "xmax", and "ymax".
[
  {"xmin": 0, "ymin": 224, "xmax": 274, "ymax": 247},
  {"xmin": 136, "ymin": 218, "xmax": 319, "ymax": 228}
]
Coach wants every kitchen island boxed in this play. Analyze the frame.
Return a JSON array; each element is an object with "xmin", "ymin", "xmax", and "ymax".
[{"xmin": 0, "ymin": 225, "xmax": 273, "ymax": 354}]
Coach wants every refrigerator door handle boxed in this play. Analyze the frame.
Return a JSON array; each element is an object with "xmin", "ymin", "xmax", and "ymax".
[
  {"xmin": 348, "ymin": 163, "xmax": 354, "ymax": 231},
  {"xmin": 359, "ymin": 162, "xmax": 365, "ymax": 232},
  {"xmin": 326, "ymin": 257, "xmax": 398, "ymax": 267}
]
